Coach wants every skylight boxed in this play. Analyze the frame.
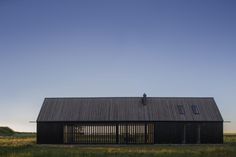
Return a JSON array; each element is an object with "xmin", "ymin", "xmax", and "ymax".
[
  {"xmin": 177, "ymin": 105, "xmax": 185, "ymax": 114},
  {"xmin": 191, "ymin": 105, "xmax": 200, "ymax": 114}
]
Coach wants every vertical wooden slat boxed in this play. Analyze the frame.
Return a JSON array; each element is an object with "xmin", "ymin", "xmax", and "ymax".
[
  {"xmin": 197, "ymin": 124, "xmax": 201, "ymax": 144},
  {"xmin": 116, "ymin": 123, "xmax": 119, "ymax": 144},
  {"xmin": 183, "ymin": 124, "xmax": 186, "ymax": 144},
  {"xmin": 105, "ymin": 125, "xmax": 107, "ymax": 144},
  {"xmin": 125, "ymin": 123, "xmax": 128, "ymax": 144},
  {"xmin": 145, "ymin": 123, "xmax": 147, "ymax": 144}
]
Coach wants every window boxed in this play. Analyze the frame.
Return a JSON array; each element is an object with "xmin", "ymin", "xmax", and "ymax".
[
  {"xmin": 177, "ymin": 105, "xmax": 185, "ymax": 114},
  {"xmin": 191, "ymin": 105, "xmax": 199, "ymax": 114}
]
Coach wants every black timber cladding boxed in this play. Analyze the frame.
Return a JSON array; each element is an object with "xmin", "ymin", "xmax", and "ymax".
[{"xmin": 37, "ymin": 97, "xmax": 223, "ymax": 122}]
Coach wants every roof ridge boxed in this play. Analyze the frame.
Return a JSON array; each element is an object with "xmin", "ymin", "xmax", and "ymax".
[{"xmin": 45, "ymin": 97, "xmax": 214, "ymax": 99}]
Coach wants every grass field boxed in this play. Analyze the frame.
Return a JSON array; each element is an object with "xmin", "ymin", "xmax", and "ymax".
[{"xmin": 0, "ymin": 134, "xmax": 236, "ymax": 157}]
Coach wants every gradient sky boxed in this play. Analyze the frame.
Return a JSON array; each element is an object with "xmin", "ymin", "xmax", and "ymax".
[{"xmin": 0, "ymin": 0, "xmax": 235, "ymax": 132}]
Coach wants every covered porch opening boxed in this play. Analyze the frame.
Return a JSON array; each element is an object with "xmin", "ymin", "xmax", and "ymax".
[{"xmin": 63, "ymin": 122, "xmax": 154, "ymax": 144}]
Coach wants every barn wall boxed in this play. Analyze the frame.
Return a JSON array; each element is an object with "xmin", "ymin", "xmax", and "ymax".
[
  {"xmin": 154, "ymin": 122, "xmax": 223, "ymax": 144},
  {"xmin": 37, "ymin": 122, "xmax": 154, "ymax": 144},
  {"xmin": 155, "ymin": 122, "xmax": 184, "ymax": 144},
  {"xmin": 37, "ymin": 121, "xmax": 223, "ymax": 144},
  {"xmin": 200, "ymin": 122, "xmax": 223, "ymax": 144},
  {"xmin": 37, "ymin": 122, "xmax": 63, "ymax": 144}
]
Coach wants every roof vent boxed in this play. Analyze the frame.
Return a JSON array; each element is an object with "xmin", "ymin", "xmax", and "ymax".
[{"xmin": 142, "ymin": 93, "xmax": 147, "ymax": 105}]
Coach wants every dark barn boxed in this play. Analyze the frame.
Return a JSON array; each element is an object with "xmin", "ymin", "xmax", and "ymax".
[{"xmin": 37, "ymin": 96, "xmax": 223, "ymax": 144}]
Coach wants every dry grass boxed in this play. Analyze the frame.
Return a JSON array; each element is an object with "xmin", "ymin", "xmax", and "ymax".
[{"xmin": 0, "ymin": 136, "xmax": 35, "ymax": 147}]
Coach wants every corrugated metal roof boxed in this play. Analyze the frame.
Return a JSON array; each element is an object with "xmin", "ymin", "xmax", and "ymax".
[{"xmin": 37, "ymin": 97, "xmax": 223, "ymax": 122}]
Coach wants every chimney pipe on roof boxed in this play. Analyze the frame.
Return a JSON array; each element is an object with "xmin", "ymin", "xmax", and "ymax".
[{"xmin": 142, "ymin": 93, "xmax": 147, "ymax": 105}]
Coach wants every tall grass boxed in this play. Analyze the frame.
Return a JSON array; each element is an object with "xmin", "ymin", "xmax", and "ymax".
[{"xmin": 0, "ymin": 134, "xmax": 236, "ymax": 157}]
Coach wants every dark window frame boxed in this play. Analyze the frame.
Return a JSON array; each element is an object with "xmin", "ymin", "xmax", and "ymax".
[
  {"xmin": 177, "ymin": 105, "xmax": 185, "ymax": 114},
  {"xmin": 191, "ymin": 105, "xmax": 200, "ymax": 114}
]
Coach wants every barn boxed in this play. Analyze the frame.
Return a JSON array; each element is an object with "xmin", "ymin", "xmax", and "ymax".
[{"xmin": 37, "ymin": 95, "xmax": 223, "ymax": 144}]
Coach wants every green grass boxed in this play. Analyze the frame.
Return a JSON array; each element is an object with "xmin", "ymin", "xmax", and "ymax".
[
  {"xmin": 0, "ymin": 127, "xmax": 14, "ymax": 136},
  {"xmin": 0, "ymin": 134, "xmax": 236, "ymax": 157},
  {"xmin": 0, "ymin": 126, "xmax": 35, "ymax": 138}
]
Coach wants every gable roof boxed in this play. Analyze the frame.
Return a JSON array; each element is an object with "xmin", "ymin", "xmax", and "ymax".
[{"xmin": 37, "ymin": 97, "xmax": 223, "ymax": 122}]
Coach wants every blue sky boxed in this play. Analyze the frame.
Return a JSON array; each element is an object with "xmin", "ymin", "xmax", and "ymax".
[{"xmin": 0, "ymin": 0, "xmax": 235, "ymax": 132}]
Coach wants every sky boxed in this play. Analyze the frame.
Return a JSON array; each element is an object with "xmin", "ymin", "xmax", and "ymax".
[{"xmin": 0, "ymin": 0, "xmax": 235, "ymax": 132}]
